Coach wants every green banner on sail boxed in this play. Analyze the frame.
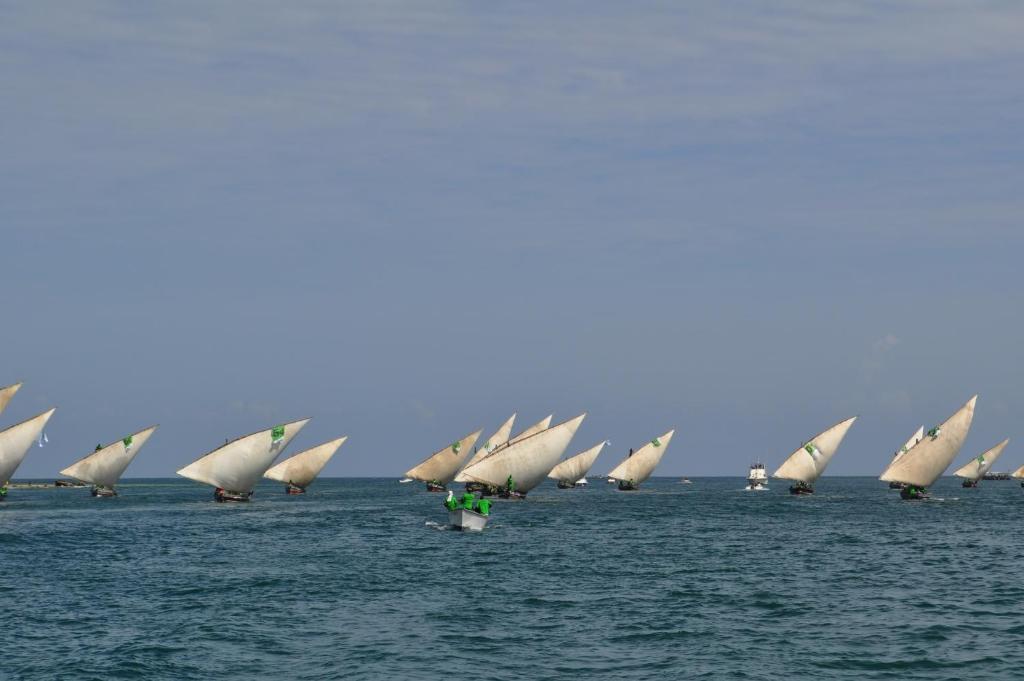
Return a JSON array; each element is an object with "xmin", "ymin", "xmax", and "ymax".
[
  {"xmin": 123, "ymin": 435, "xmax": 133, "ymax": 447},
  {"xmin": 451, "ymin": 441, "xmax": 461, "ymax": 454},
  {"xmin": 651, "ymin": 437, "xmax": 661, "ymax": 447},
  {"xmin": 272, "ymin": 425, "xmax": 286, "ymax": 442}
]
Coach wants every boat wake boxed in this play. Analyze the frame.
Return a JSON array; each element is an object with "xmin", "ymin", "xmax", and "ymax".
[
  {"xmin": 424, "ymin": 521, "xmax": 449, "ymax": 531},
  {"xmin": 743, "ymin": 487, "xmax": 769, "ymax": 492}
]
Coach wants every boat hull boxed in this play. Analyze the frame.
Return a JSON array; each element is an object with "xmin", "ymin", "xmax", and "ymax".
[
  {"xmin": 746, "ymin": 483, "xmax": 767, "ymax": 491},
  {"xmin": 556, "ymin": 480, "xmax": 575, "ymax": 489},
  {"xmin": 617, "ymin": 480, "xmax": 639, "ymax": 491},
  {"xmin": 448, "ymin": 508, "xmax": 488, "ymax": 532},
  {"xmin": 961, "ymin": 479, "xmax": 978, "ymax": 488},
  {"xmin": 888, "ymin": 481, "xmax": 906, "ymax": 489},
  {"xmin": 900, "ymin": 485, "xmax": 929, "ymax": 500},
  {"xmin": 426, "ymin": 482, "xmax": 446, "ymax": 492},
  {"xmin": 285, "ymin": 484, "xmax": 305, "ymax": 495},
  {"xmin": 91, "ymin": 486, "xmax": 117, "ymax": 497},
  {"xmin": 214, "ymin": 489, "xmax": 252, "ymax": 503},
  {"xmin": 789, "ymin": 483, "xmax": 814, "ymax": 495}
]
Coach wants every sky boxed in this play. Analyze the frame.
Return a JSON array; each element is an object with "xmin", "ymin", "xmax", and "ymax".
[{"xmin": 2, "ymin": 1, "xmax": 1022, "ymax": 478}]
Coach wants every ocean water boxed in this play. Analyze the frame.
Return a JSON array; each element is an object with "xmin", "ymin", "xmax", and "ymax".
[{"xmin": 3, "ymin": 476, "xmax": 1023, "ymax": 680}]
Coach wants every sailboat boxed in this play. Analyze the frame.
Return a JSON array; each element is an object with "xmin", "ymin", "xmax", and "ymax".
[
  {"xmin": 746, "ymin": 462, "xmax": 768, "ymax": 490},
  {"xmin": 1011, "ymin": 464, "xmax": 1024, "ymax": 488},
  {"xmin": 464, "ymin": 415, "xmax": 551, "ymax": 493},
  {"xmin": 887, "ymin": 426, "xmax": 924, "ymax": 489},
  {"xmin": 455, "ymin": 414, "xmax": 585, "ymax": 498},
  {"xmin": 264, "ymin": 436, "xmax": 347, "ymax": 494},
  {"xmin": 403, "ymin": 428, "xmax": 482, "ymax": 491},
  {"xmin": 953, "ymin": 438, "xmax": 1009, "ymax": 488},
  {"xmin": 0, "ymin": 382, "xmax": 22, "ymax": 418},
  {"xmin": 463, "ymin": 414, "xmax": 517, "ymax": 470},
  {"xmin": 0, "ymin": 408, "xmax": 57, "ymax": 501},
  {"xmin": 548, "ymin": 441, "xmax": 606, "ymax": 489},
  {"xmin": 606, "ymin": 430, "xmax": 675, "ymax": 491},
  {"xmin": 880, "ymin": 396, "xmax": 977, "ymax": 500},
  {"xmin": 773, "ymin": 417, "xmax": 857, "ymax": 495},
  {"xmin": 176, "ymin": 418, "xmax": 310, "ymax": 502},
  {"xmin": 59, "ymin": 426, "xmax": 157, "ymax": 496}
]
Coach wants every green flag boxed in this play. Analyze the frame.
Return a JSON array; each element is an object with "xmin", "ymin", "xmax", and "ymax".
[
  {"xmin": 651, "ymin": 437, "xmax": 662, "ymax": 447},
  {"xmin": 123, "ymin": 435, "xmax": 133, "ymax": 447},
  {"xmin": 272, "ymin": 425, "xmax": 285, "ymax": 442},
  {"xmin": 451, "ymin": 441, "xmax": 461, "ymax": 454}
]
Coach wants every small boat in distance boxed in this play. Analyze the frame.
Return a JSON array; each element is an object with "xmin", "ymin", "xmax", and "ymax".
[
  {"xmin": 0, "ymin": 382, "xmax": 23, "ymax": 418},
  {"xmin": 0, "ymin": 408, "xmax": 57, "ymax": 501},
  {"xmin": 176, "ymin": 419, "xmax": 310, "ymax": 502},
  {"xmin": 746, "ymin": 462, "xmax": 768, "ymax": 490},
  {"xmin": 606, "ymin": 430, "xmax": 675, "ymax": 491},
  {"xmin": 880, "ymin": 396, "xmax": 977, "ymax": 500},
  {"xmin": 548, "ymin": 441, "xmax": 606, "ymax": 489},
  {"xmin": 1011, "ymin": 465, "xmax": 1024, "ymax": 487},
  {"xmin": 773, "ymin": 417, "xmax": 857, "ymax": 495},
  {"xmin": 402, "ymin": 428, "xmax": 482, "ymax": 492},
  {"xmin": 888, "ymin": 427, "xmax": 924, "ymax": 489},
  {"xmin": 264, "ymin": 436, "xmax": 347, "ymax": 494},
  {"xmin": 59, "ymin": 426, "xmax": 158, "ymax": 496},
  {"xmin": 953, "ymin": 439, "xmax": 1009, "ymax": 488}
]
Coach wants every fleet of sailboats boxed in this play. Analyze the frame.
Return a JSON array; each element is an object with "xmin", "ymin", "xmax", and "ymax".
[
  {"xmin": 264, "ymin": 436, "xmax": 347, "ymax": 494},
  {"xmin": 59, "ymin": 426, "xmax": 158, "ymax": 496},
  {"xmin": 773, "ymin": 417, "xmax": 857, "ymax": 495}
]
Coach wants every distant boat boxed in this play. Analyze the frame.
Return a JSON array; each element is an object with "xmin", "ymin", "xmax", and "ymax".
[
  {"xmin": 548, "ymin": 441, "xmax": 606, "ymax": 489},
  {"xmin": 888, "ymin": 426, "xmax": 924, "ymax": 489},
  {"xmin": 176, "ymin": 419, "xmax": 310, "ymax": 502},
  {"xmin": 403, "ymin": 429, "xmax": 482, "ymax": 492},
  {"xmin": 455, "ymin": 414, "xmax": 586, "ymax": 498},
  {"xmin": 746, "ymin": 462, "xmax": 768, "ymax": 490},
  {"xmin": 880, "ymin": 396, "xmax": 977, "ymax": 500},
  {"xmin": 679, "ymin": 477, "xmax": 692, "ymax": 484},
  {"xmin": 59, "ymin": 426, "xmax": 157, "ymax": 496},
  {"xmin": 264, "ymin": 436, "xmax": 347, "ymax": 494},
  {"xmin": 0, "ymin": 382, "xmax": 23, "ymax": 418},
  {"xmin": 1011, "ymin": 464, "xmax": 1024, "ymax": 487},
  {"xmin": 606, "ymin": 430, "xmax": 675, "ymax": 491},
  {"xmin": 953, "ymin": 438, "xmax": 1009, "ymax": 488},
  {"xmin": 0, "ymin": 408, "xmax": 57, "ymax": 501},
  {"xmin": 773, "ymin": 417, "xmax": 857, "ymax": 495}
]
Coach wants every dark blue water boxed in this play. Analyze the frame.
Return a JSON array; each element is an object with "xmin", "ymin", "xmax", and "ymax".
[{"xmin": 3, "ymin": 477, "xmax": 1023, "ymax": 680}]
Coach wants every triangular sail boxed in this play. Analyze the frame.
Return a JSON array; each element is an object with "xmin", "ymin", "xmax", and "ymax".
[
  {"xmin": 264, "ymin": 436, "xmax": 347, "ymax": 488},
  {"xmin": 0, "ymin": 408, "xmax": 57, "ymax": 483},
  {"xmin": 59, "ymin": 426, "xmax": 157, "ymax": 487},
  {"xmin": 176, "ymin": 418, "xmax": 310, "ymax": 493},
  {"xmin": 463, "ymin": 414, "xmax": 516, "ymax": 469},
  {"xmin": 880, "ymin": 396, "xmax": 977, "ymax": 487},
  {"xmin": 953, "ymin": 438, "xmax": 1009, "ymax": 482},
  {"xmin": 455, "ymin": 414, "xmax": 586, "ymax": 493},
  {"xmin": 460, "ymin": 414, "xmax": 553, "ymax": 469},
  {"xmin": 891, "ymin": 426, "xmax": 925, "ymax": 464},
  {"xmin": 548, "ymin": 441, "xmax": 606, "ymax": 483},
  {"xmin": 0, "ymin": 382, "xmax": 22, "ymax": 418},
  {"xmin": 606, "ymin": 430, "xmax": 675, "ymax": 485},
  {"xmin": 773, "ymin": 417, "xmax": 857, "ymax": 484},
  {"xmin": 1011, "ymin": 464, "xmax": 1024, "ymax": 480},
  {"xmin": 404, "ymin": 429, "xmax": 482, "ymax": 484}
]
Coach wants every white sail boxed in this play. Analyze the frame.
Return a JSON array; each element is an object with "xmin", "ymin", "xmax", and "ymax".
[
  {"xmin": 264, "ymin": 436, "xmax": 347, "ymax": 488},
  {"xmin": 176, "ymin": 418, "xmax": 310, "ymax": 493},
  {"xmin": 0, "ymin": 408, "xmax": 56, "ymax": 483},
  {"xmin": 510, "ymin": 415, "xmax": 553, "ymax": 444},
  {"xmin": 606, "ymin": 430, "xmax": 675, "ymax": 485},
  {"xmin": 455, "ymin": 414, "xmax": 585, "ymax": 493},
  {"xmin": 953, "ymin": 438, "xmax": 1009, "ymax": 481},
  {"xmin": 880, "ymin": 396, "xmax": 977, "ymax": 487},
  {"xmin": 463, "ymin": 414, "xmax": 516, "ymax": 469},
  {"xmin": 891, "ymin": 426, "xmax": 925, "ymax": 464},
  {"xmin": 59, "ymin": 425, "xmax": 157, "ymax": 488},
  {"xmin": 548, "ymin": 441, "xmax": 606, "ymax": 483},
  {"xmin": 772, "ymin": 417, "xmax": 857, "ymax": 484},
  {"xmin": 1012, "ymin": 464, "xmax": 1024, "ymax": 480},
  {"xmin": 0, "ymin": 382, "xmax": 22, "ymax": 418},
  {"xmin": 404, "ymin": 429, "xmax": 482, "ymax": 484}
]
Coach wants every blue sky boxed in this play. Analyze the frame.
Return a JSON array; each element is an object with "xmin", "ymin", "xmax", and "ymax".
[{"xmin": 2, "ymin": 1, "xmax": 1022, "ymax": 477}]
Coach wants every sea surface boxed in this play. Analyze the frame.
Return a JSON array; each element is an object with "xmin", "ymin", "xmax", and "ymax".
[{"xmin": 3, "ymin": 476, "xmax": 1023, "ymax": 680}]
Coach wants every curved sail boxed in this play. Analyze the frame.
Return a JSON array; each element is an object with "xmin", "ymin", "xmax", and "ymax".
[
  {"xmin": 891, "ymin": 426, "xmax": 925, "ymax": 464},
  {"xmin": 880, "ymin": 396, "xmax": 977, "ymax": 487},
  {"xmin": 463, "ymin": 414, "xmax": 516, "ymax": 469},
  {"xmin": 404, "ymin": 429, "xmax": 482, "ymax": 484},
  {"xmin": 1012, "ymin": 464, "xmax": 1024, "ymax": 480},
  {"xmin": 548, "ymin": 441, "xmax": 606, "ymax": 483},
  {"xmin": 264, "ymin": 436, "xmax": 347, "ymax": 488},
  {"xmin": 953, "ymin": 438, "xmax": 1009, "ymax": 482},
  {"xmin": 460, "ymin": 414, "xmax": 553, "ymax": 469},
  {"xmin": 606, "ymin": 430, "xmax": 675, "ymax": 485},
  {"xmin": 0, "ymin": 408, "xmax": 56, "ymax": 483},
  {"xmin": 455, "ymin": 414, "xmax": 585, "ymax": 493},
  {"xmin": 0, "ymin": 382, "xmax": 22, "ymax": 418},
  {"xmin": 176, "ymin": 418, "xmax": 310, "ymax": 493},
  {"xmin": 60, "ymin": 425, "xmax": 157, "ymax": 487},
  {"xmin": 773, "ymin": 417, "xmax": 857, "ymax": 484}
]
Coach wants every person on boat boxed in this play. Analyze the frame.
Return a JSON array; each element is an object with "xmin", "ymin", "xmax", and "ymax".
[
  {"xmin": 0, "ymin": 484, "xmax": 7, "ymax": 498},
  {"xmin": 460, "ymin": 491, "xmax": 476, "ymax": 510},
  {"xmin": 476, "ymin": 497, "xmax": 491, "ymax": 516},
  {"xmin": 443, "ymin": 490, "xmax": 458, "ymax": 511},
  {"xmin": 95, "ymin": 443, "xmax": 102, "ymax": 452},
  {"xmin": 628, "ymin": 448, "xmax": 633, "ymax": 457},
  {"xmin": 506, "ymin": 475, "xmax": 516, "ymax": 494}
]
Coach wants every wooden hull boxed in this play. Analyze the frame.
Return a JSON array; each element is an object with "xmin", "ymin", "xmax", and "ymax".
[
  {"xmin": 900, "ymin": 486, "xmax": 929, "ymax": 500},
  {"xmin": 214, "ymin": 489, "xmax": 252, "ymax": 503},
  {"xmin": 448, "ymin": 508, "xmax": 488, "ymax": 532},
  {"xmin": 789, "ymin": 484, "xmax": 814, "ymax": 495},
  {"xmin": 285, "ymin": 485, "xmax": 305, "ymax": 495},
  {"xmin": 617, "ymin": 481, "xmax": 639, "ymax": 491},
  {"xmin": 961, "ymin": 479, "xmax": 978, "ymax": 488},
  {"xmin": 426, "ymin": 482, "xmax": 446, "ymax": 492},
  {"xmin": 91, "ymin": 486, "xmax": 117, "ymax": 497}
]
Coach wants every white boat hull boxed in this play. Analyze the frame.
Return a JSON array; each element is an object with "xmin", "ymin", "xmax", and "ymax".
[{"xmin": 449, "ymin": 508, "xmax": 488, "ymax": 532}]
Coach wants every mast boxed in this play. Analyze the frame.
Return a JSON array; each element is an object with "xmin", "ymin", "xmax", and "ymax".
[
  {"xmin": 462, "ymin": 414, "xmax": 516, "ymax": 469},
  {"xmin": 0, "ymin": 408, "xmax": 57, "ymax": 484},
  {"xmin": 953, "ymin": 438, "xmax": 1009, "ymax": 482},
  {"xmin": 264, "ymin": 436, "xmax": 347, "ymax": 488},
  {"xmin": 606, "ymin": 430, "xmax": 675, "ymax": 485},
  {"xmin": 59, "ymin": 425, "xmax": 158, "ymax": 488},
  {"xmin": 455, "ymin": 414, "xmax": 585, "ymax": 493},
  {"xmin": 403, "ymin": 429, "xmax": 482, "ymax": 484},
  {"xmin": 880, "ymin": 396, "xmax": 977, "ymax": 487},
  {"xmin": 772, "ymin": 417, "xmax": 857, "ymax": 484},
  {"xmin": 0, "ymin": 382, "xmax": 22, "ymax": 418},
  {"xmin": 548, "ymin": 441, "xmax": 606, "ymax": 483},
  {"xmin": 176, "ymin": 418, "xmax": 310, "ymax": 493}
]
